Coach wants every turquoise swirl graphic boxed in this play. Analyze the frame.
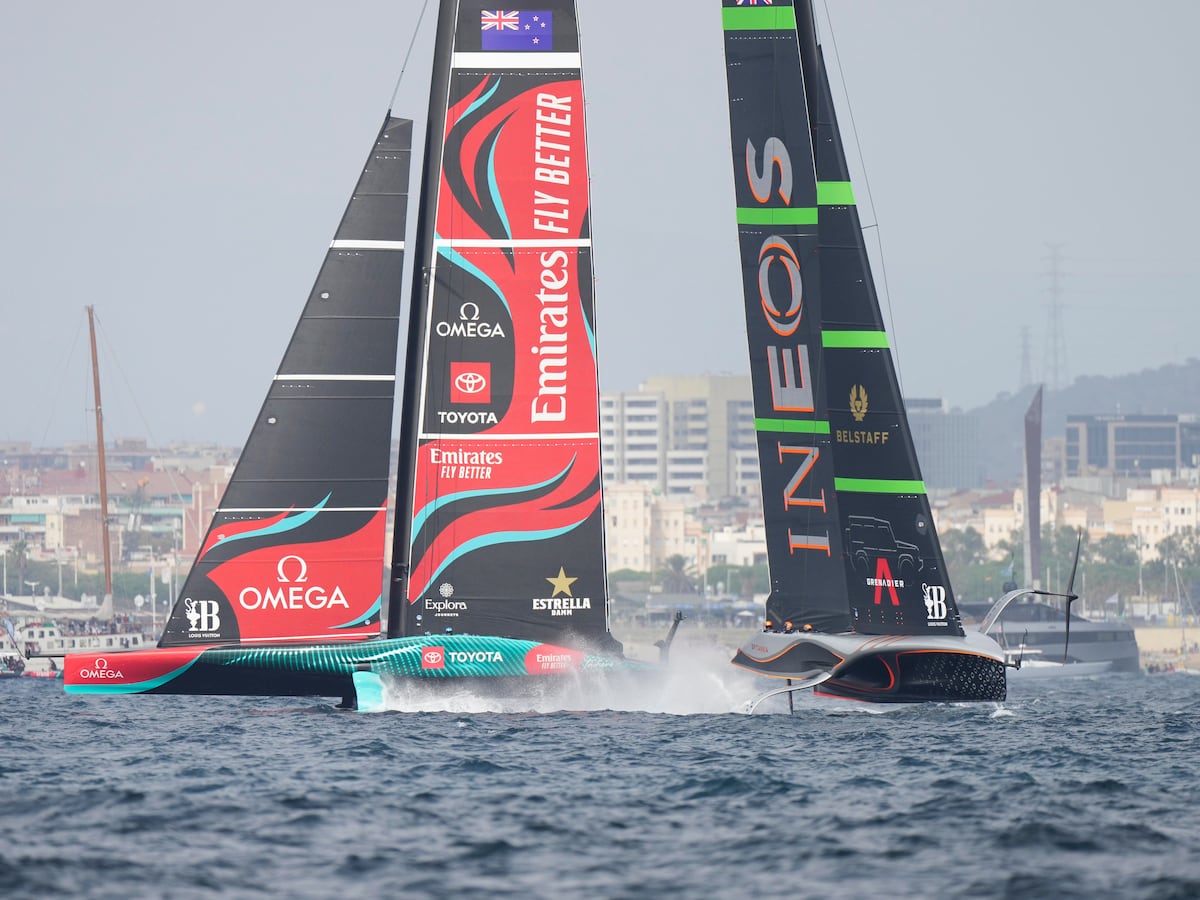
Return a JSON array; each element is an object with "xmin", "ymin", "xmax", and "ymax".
[{"xmin": 211, "ymin": 494, "xmax": 332, "ymax": 550}]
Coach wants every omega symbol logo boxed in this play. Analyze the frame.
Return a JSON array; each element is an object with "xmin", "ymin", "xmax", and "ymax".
[
  {"xmin": 276, "ymin": 555, "xmax": 309, "ymax": 583},
  {"xmin": 454, "ymin": 371, "xmax": 488, "ymax": 395},
  {"xmin": 850, "ymin": 385, "xmax": 869, "ymax": 422},
  {"xmin": 94, "ymin": 657, "xmax": 109, "ymax": 670},
  {"xmin": 458, "ymin": 302, "xmax": 480, "ymax": 321}
]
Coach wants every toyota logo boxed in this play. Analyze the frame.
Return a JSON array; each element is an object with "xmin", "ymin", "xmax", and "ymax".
[
  {"xmin": 423, "ymin": 648, "xmax": 444, "ymax": 666},
  {"xmin": 453, "ymin": 371, "xmax": 488, "ymax": 395}
]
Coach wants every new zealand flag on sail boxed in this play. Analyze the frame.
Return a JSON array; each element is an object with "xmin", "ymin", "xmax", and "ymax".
[{"xmin": 481, "ymin": 10, "xmax": 554, "ymax": 50}]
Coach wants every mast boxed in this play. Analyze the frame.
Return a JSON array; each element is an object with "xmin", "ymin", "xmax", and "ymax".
[
  {"xmin": 389, "ymin": 0, "xmax": 458, "ymax": 637},
  {"xmin": 1024, "ymin": 386, "xmax": 1044, "ymax": 588},
  {"xmin": 86, "ymin": 306, "xmax": 113, "ymax": 601}
]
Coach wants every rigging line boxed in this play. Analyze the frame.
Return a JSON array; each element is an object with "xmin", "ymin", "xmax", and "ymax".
[
  {"xmin": 92, "ymin": 313, "xmax": 202, "ymax": 544},
  {"xmin": 390, "ymin": 0, "xmax": 434, "ymax": 109},
  {"xmin": 818, "ymin": 0, "xmax": 904, "ymax": 394},
  {"xmin": 35, "ymin": 313, "xmax": 87, "ymax": 450}
]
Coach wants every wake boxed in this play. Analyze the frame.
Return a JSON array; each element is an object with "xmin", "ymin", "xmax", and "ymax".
[{"xmin": 374, "ymin": 642, "xmax": 761, "ymax": 716}]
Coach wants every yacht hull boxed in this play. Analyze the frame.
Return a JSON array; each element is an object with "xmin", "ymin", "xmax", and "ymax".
[
  {"xmin": 64, "ymin": 634, "xmax": 650, "ymax": 706},
  {"xmin": 732, "ymin": 631, "xmax": 1007, "ymax": 703}
]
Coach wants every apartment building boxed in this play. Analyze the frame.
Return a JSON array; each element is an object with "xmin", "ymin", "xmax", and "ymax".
[{"xmin": 600, "ymin": 374, "xmax": 758, "ymax": 502}]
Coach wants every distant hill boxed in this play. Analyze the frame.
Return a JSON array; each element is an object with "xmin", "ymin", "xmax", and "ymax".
[{"xmin": 971, "ymin": 358, "xmax": 1200, "ymax": 484}]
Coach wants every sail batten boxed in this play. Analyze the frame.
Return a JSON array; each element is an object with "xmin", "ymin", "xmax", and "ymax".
[
  {"xmin": 722, "ymin": 8, "xmax": 798, "ymax": 30},
  {"xmin": 434, "ymin": 238, "xmax": 591, "ymax": 248},
  {"xmin": 736, "ymin": 207, "xmax": 818, "ymax": 225},
  {"xmin": 329, "ymin": 240, "xmax": 406, "ymax": 250},
  {"xmin": 822, "ymin": 330, "xmax": 889, "ymax": 348},
  {"xmin": 452, "ymin": 51, "xmax": 582, "ymax": 69}
]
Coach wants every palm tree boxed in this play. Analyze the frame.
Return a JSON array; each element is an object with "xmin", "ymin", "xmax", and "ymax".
[{"xmin": 659, "ymin": 554, "xmax": 697, "ymax": 594}]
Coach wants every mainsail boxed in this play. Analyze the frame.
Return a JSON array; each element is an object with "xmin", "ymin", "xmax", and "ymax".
[
  {"xmin": 157, "ymin": 116, "xmax": 412, "ymax": 648},
  {"xmin": 390, "ymin": 0, "xmax": 613, "ymax": 648},
  {"xmin": 722, "ymin": 0, "xmax": 963, "ymax": 638}
]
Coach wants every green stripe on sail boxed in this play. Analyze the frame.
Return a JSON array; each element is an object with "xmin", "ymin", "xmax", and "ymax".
[
  {"xmin": 835, "ymin": 477, "xmax": 926, "ymax": 495},
  {"xmin": 817, "ymin": 181, "xmax": 855, "ymax": 205},
  {"xmin": 737, "ymin": 207, "xmax": 818, "ymax": 225},
  {"xmin": 722, "ymin": 7, "xmax": 797, "ymax": 31},
  {"xmin": 822, "ymin": 330, "xmax": 890, "ymax": 349},
  {"xmin": 755, "ymin": 418, "xmax": 831, "ymax": 435}
]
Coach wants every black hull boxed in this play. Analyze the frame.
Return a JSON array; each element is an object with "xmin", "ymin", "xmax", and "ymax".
[
  {"xmin": 815, "ymin": 652, "xmax": 1007, "ymax": 704},
  {"xmin": 733, "ymin": 631, "xmax": 1008, "ymax": 704}
]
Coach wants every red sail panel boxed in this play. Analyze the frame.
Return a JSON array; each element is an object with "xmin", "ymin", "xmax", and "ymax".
[
  {"xmin": 196, "ymin": 507, "xmax": 387, "ymax": 642},
  {"xmin": 396, "ymin": 1, "xmax": 610, "ymax": 646}
]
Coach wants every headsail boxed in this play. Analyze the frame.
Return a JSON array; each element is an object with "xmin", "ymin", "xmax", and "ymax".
[
  {"xmin": 721, "ymin": 0, "xmax": 962, "ymax": 637},
  {"xmin": 158, "ymin": 116, "xmax": 413, "ymax": 648},
  {"xmin": 390, "ymin": 1, "xmax": 613, "ymax": 648}
]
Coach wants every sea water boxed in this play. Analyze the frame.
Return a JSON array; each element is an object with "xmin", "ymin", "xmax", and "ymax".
[{"xmin": 2, "ymin": 649, "xmax": 1199, "ymax": 898}]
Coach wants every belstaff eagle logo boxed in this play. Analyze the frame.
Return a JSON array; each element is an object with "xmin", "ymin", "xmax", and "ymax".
[{"xmin": 850, "ymin": 385, "xmax": 869, "ymax": 422}]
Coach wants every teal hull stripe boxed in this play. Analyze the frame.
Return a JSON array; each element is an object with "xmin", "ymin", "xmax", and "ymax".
[
  {"xmin": 66, "ymin": 635, "xmax": 654, "ymax": 693},
  {"xmin": 823, "ymin": 330, "xmax": 890, "ymax": 349},
  {"xmin": 755, "ymin": 418, "xmax": 831, "ymax": 435},
  {"xmin": 737, "ymin": 207, "xmax": 817, "ymax": 225},
  {"xmin": 723, "ymin": 8, "xmax": 797, "ymax": 30},
  {"xmin": 835, "ymin": 477, "xmax": 926, "ymax": 495}
]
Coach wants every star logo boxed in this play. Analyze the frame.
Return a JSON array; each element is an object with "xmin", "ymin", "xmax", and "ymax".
[{"xmin": 546, "ymin": 567, "xmax": 578, "ymax": 597}]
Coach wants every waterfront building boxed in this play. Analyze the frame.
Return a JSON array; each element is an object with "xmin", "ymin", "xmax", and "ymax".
[
  {"xmin": 600, "ymin": 374, "xmax": 756, "ymax": 502},
  {"xmin": 906, "ymin": 398, "xmax": 983, "ymax": 490}
]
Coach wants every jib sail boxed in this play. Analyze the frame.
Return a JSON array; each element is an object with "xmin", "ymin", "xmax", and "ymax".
[{"xmin": 158, "ymin": 116, "xmax": 412, "ymax": 648}]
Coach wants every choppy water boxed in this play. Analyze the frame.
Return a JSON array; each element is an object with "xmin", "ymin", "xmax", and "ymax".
[{"xmin": 3, "ymin": 648, "xmax": 1200, "ymax": 898}]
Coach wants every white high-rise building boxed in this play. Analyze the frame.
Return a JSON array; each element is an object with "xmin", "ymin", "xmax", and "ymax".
[{"xmin": 600, "ymin": 374, "xmax": 756, "ymax": 502}]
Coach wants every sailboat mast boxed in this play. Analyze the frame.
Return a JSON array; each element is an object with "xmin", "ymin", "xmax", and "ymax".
[
  {"xmin": 388, "ymin": 0, "xmax": 458, "ymax": 637},
  {"xmin": 795, "ymin": 0, "xmax": 820, "ymax": 126},
  {"xmin": 86, "ymin": 306, "xmax": 113, "ymax": 600}
]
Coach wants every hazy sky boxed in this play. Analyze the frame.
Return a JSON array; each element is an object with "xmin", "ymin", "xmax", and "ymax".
[{"xmin": 2, "ymin": 1, "xmax": 1197, "ymax": 447}]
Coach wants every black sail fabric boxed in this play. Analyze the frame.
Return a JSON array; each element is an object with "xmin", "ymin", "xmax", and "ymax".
[
  {"xmin": 721, "ymin": 0, "xmax": 963, "ymax": 636},
  {"xmin": 158, "ymin": 116, "xmax": 412, "ymax": 648}
]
